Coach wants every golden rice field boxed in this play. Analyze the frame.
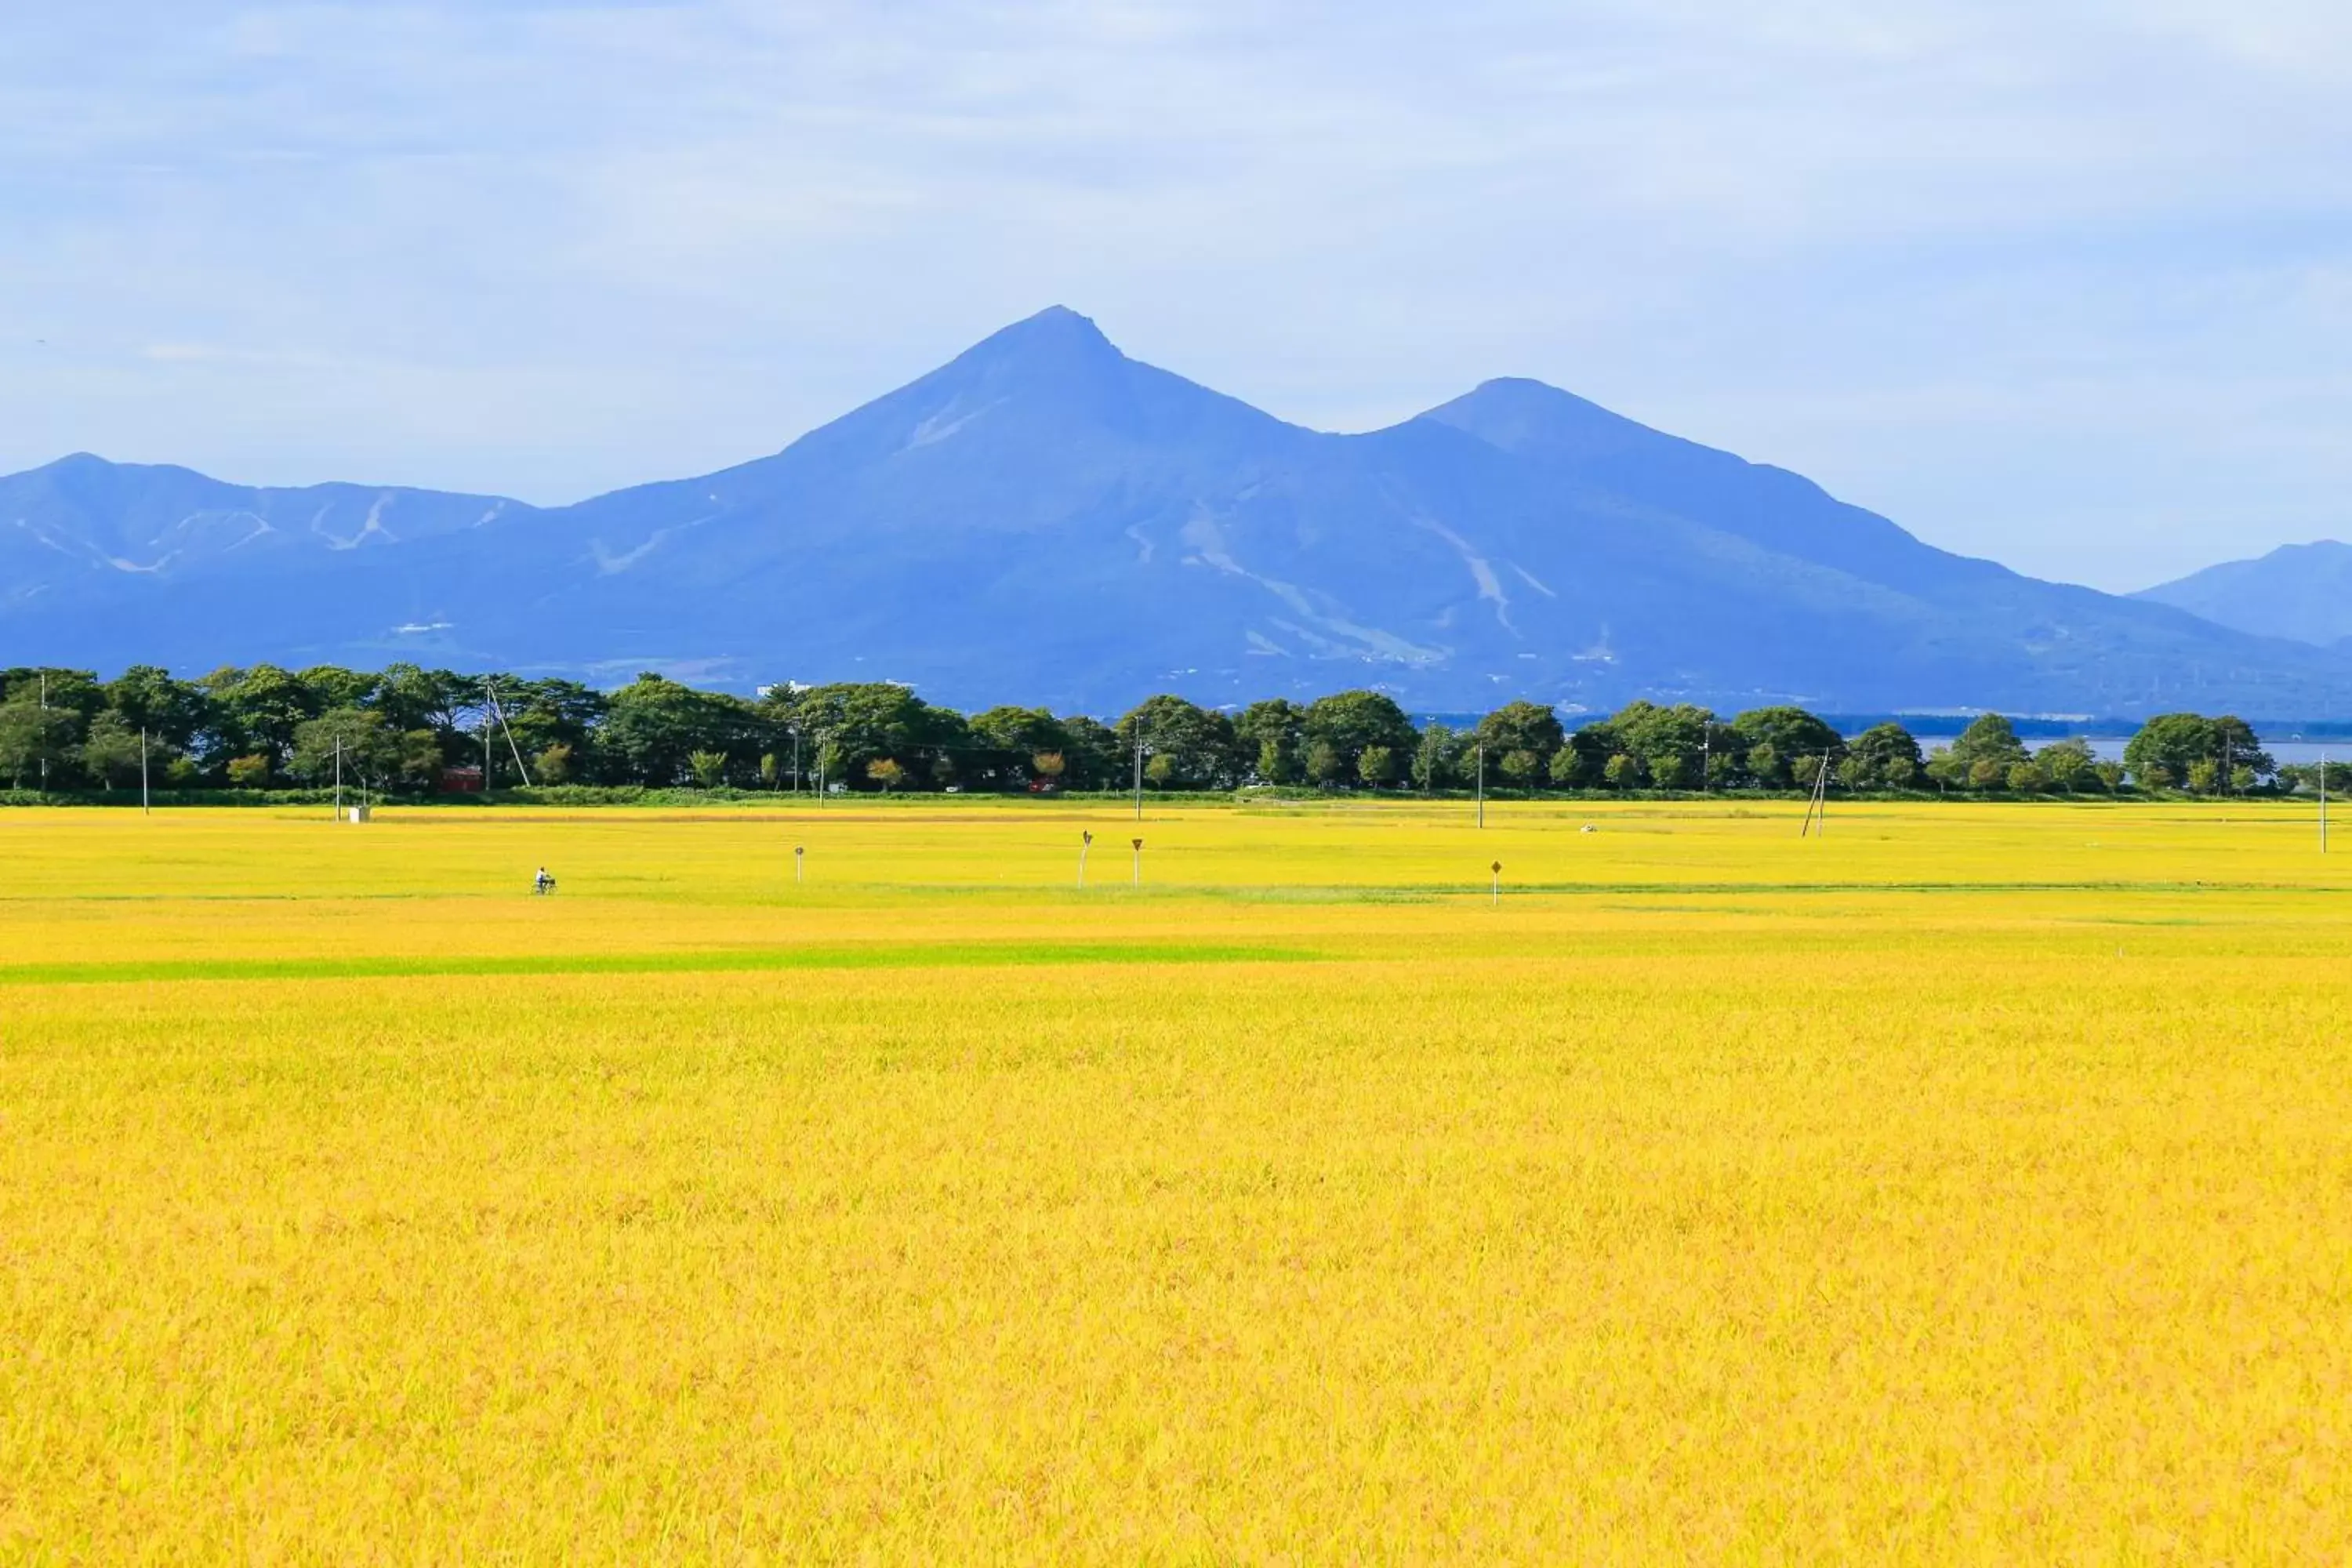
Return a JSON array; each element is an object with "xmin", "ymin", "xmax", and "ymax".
[{"xmin": 4, "ymin": 796, "xmax": 2350, "ymax": 1562}]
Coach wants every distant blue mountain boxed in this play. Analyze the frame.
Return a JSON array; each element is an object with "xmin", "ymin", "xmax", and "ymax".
[
  {"xmin": 2133, "ymin": 540, "xmax": 2352, "ymax": 652},
  {"xmin": 8, "ymin": 305, "xmax": 2352, "ymax": 716}
]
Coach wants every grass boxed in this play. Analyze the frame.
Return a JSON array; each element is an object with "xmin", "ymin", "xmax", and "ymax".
[{"xmin": 3, "ymin": 797, "xmax": 2349, "ymax": 1560}]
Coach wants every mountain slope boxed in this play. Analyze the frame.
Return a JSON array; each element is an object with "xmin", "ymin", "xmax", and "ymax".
[
  {"xmin": 5, "ymin": 307, "xmax": 2352, "ymax": 714},
  {"xmin": 2134, "ymin": 541, "xmax": 2352, "ymax": 650}
]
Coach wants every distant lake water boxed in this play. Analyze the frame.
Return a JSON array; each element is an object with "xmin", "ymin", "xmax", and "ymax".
[
  {"xmin": 1414, "ymin": 715, "xmax": 2346, "ymax": 767},
  {"xmin": 2070, "ymin": 739, "xmax": 2343, "ymax": 766}
]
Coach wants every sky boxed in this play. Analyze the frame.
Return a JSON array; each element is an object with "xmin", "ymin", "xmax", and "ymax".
[{"xmin": 4, "ymin": 1, "xmax": 2349, "ymax": 591}]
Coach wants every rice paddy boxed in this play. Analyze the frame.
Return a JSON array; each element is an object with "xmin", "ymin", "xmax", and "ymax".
[{"xmin": 4, "ymin": 797, "xmax": 2349, "ymax": 1560}]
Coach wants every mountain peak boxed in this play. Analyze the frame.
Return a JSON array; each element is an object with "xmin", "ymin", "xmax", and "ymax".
[
  {"xmin": 2135, "ymin": 537, "xmax": 2352, "ymax": 646},
  {"xmin": 1418, "ymin": 378, "xmax": 1682, "ymax": 462},
  {"xmin": 964, "ymin": 305, "xmax": 1122, "ymax": 365}
]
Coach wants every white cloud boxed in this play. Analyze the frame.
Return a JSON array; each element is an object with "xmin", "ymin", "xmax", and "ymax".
[{"xmin": 1, "ymin": 0, "xmax": 2348, "ymax": 588}]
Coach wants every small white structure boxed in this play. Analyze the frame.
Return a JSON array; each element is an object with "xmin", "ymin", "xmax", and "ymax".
[{"xmin": 342, "ymin": 804, "xmax": 372, "ymax": 824}]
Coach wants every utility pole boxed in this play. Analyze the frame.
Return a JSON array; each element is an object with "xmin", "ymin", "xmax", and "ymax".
[
  {"xmin": 484, "ymin": 678, "xmax": 533, "ymax": 786},
  {"xmin": 1475, "ymin": 744, "xmax": 1486, "ymax": 829},
  {"xmin": 792, "ymin": 728, "xmax": 803, "ymax": 797},
  {"xmin": 333, "ymin": 737, "xmax": 343, "ymax": 819},
  {"xmin": 2323, "ymin": 752, "xmax": 2331, "ymax": 855},
  {"xmin": 140, "ymin": 728, "xmax": 150, "ymax": 815},
  {"xmin": 1700, "ymin": 733, "xmax": 1711, "ymax": 793},
  {"xmin": 1800, "ymin": 751, "xmax": 1831, "ymax": 837},
  {"xmin": 1133, "ymin": 733, "xmax": 1145, "ymax": 821},
  {"xmin": 38, "ymin": 671, "xmax": 47, "ymax": 793}
]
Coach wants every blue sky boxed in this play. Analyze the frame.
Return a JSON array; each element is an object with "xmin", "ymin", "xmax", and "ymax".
[{"xmin": 5, "ymin": 1, "xmax": 2348, "ymax": 590}]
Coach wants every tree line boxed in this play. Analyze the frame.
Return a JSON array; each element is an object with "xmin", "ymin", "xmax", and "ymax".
[{"xmin": 0, "ymin": 662, "xmax": 2327, "ymax": 799}]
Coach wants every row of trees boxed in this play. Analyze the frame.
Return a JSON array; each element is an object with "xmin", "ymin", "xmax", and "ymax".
[{"xmin": 0, "ymin": 662, "xmax": 2324, "ymax": 798}]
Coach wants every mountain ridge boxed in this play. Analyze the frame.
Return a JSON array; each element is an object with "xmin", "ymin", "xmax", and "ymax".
[
  {"xmin": 6, "ymin": 307, "xmax": 2350, "ymax": 715},
  {"xmin": 2134, "ymin": 540, "xmax": 2352, "ymax": 652}
]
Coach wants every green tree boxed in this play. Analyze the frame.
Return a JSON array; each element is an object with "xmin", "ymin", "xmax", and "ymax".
[
  {"xmin": 967, "ymin": 706, "xmax": 1071, "ymax": 789},
  {"xmin": 1234, "ymin": 699, "xmax": 1305, "ymax": 786},
  {"xmin": 2036, "ymin": 739, "xmax": 2095, "ymax": 793},
  {"xmin": 297, "ymin": 666, "xmax": 378, "ymax": 710},
  {"xmin": 1602, "ymin": 753, "xmax": 1642, "ymax": 789},
  {"xmin": 688, "ymin": 750, "xmax": 730, "ymax": 789},
  {"xmin": 2211, "ymin": 717, "xmax": 2274, "ymax": 784},
  {"xmin": 2123, "ymin": 713, "xmax": 2212, "ymax": 791},
  {"xmin": 0, "ymin": 698, "xmax": 80, "ymax": 789},
  {"xmin": 225, "ymin": 753, "xmax": 273, "ymax": 789},
  {"xmin": 1115, "ymin": 695, "xmax": 1240, "ymax": 789},
  {"xmin": 289, "ymin": 709, "xmax": 400, "ymax": 787},
  {"xmin": 605, "ymin": 673, "xmax": 768, "ymax": 786},
  {"xmin": 1732, "ymin": 706, "xmax": 1842, "ymax": 785},
  {"xmin": 1058, "ymin": 717, "xmax": 1125, "ymax": 791},
  {"xmin": 2185, "ymin": 758, "xmax": 2223, "ymax": 796},
  {"xmin": 1302, "ymin": 691, "xmax": 1417, "ymax": 786},
  {"xmin": 1922, "ymin": 747, "xmax": 1961, "ymax": 794},
  {"xmin": 373, "ymin": 664, "xmax": 478, "ymax": 743},
  {"xmin": 498, "ymin": 678, "xmax": 610, "ymax": 776},
  {"xmin": 397, "ymin": 731, "xmax": 447, "ymax": 790},
  {"xmin": 1413, "ymin": 723, "xmax": 1465, "ymax": 792},
  {"xmin": 2125, "ymin": 714, "xmax": 2271, "ymax": 793},
  {"xmin": 1848, "ymin": 724, "xmax": 1923, "ymax": 786},
  {"xmin": 771, "ymin": 682, "xmax": 956, "ymax": 790},
  {"xmin": 0, "ymin": 667, "xmax": 104, "ymax": 719},
  {"xmin": 1357, "ymin": 745, "xmax": 1399, "ymax": 789},
  {"xmin": 80, "ymin": 713, "xmax": 151, "ymax": 790},
  {"xmin": 1951, "ymin": 714, "xmax": 2029, "ymax": 779},
  {"xmin": 1500, "ymin": 748, "xmax": 1543, "ymax": 793},
  {"xmin": 1303, "ymin": 739, "xmax": 1345, "ymax": 788},
  {"xmin": 1555, "ymin": 722, "xmax": 1620, "ymax": 789},
  {"xmin": 2006, "ymin": 760, "xmax": 2046, "ymax": 793},
  {"xmin": 204, "ymin": 664, "xmax": 322, "ymax": 769},
  {"xmin": 1610, "ymin": 701, "xmax": 1713, "ymax": 784},
  {"xmin": 866, "ymin": 757, "xmax": 905, "ymax": 793},
  {"xmin": 535, "ymin": 742, "xmax": 575, "ymax": 786},
  {"xmin": 1695, "ymin": 720, "xmax": 1747, "ymax": 789},
  {"xmin": 103, "ymin": 666, "xmax": 216, "ymax": 755},
  {"xmin": 1472, "ymin": 702, "xmax": 1565, "ymax": 777}
]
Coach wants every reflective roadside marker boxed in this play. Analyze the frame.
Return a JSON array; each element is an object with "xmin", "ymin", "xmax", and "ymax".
[
  {"xmin": 794, "ymin": 844, "xmax": 804, "ymax": 884},
  {"xmin": 1132, "ymin": 837, "xmax": 1145, "ymax": 885},
  {"xmin": 1491, "ymin": 860, "xmax": 1502, "ymax": 906}
]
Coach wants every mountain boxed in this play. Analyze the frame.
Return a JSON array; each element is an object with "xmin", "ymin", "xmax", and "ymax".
[
  {"xmin": 2133, "ymin": 541, "xmax": 2352, "ymax": 651},
  {"xmin": 0, "ymin": 454, "xmax": 534, "ymax": 660},
  {"xmin": 9, "ymin": 305, "xmax": 2352, "ymax": 716}
]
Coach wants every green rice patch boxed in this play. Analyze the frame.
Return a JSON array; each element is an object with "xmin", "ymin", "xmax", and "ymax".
[{"xmin": 0, "ymin": 942, "xmax": 1320, "ymax": 988}]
